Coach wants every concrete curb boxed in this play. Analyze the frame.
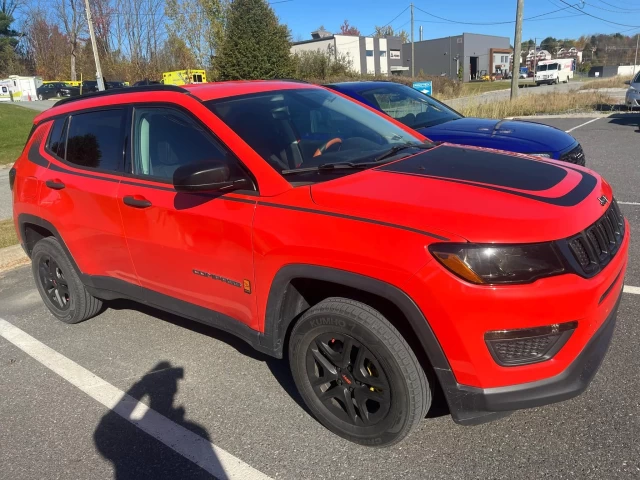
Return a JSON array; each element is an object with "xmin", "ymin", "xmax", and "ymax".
[
  {"xmin": 0, "ymin": 244, "xmax": 29, "ymax": 273},
  {"xmin": 504, "ymin": 113, "xmax": 618, "ymax": 120}
]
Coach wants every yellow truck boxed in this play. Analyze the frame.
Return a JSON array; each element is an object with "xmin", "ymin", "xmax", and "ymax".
[{"xmin": 162, "ymin": 69, "xmax": 207, "ymax": 86}]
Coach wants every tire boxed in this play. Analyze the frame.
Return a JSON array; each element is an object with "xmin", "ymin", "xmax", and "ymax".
[
  {"xmin": 289, "ymin": 297, "xmax": 431, "ymax": 447},
  {"xmin": 56, "ymin": 91, "xmax": 61, "ymax": 98},
  {"xmin": 38, "ymin": 94, "xmax": 43, "ymax": 101},
  {"xmin": 31, "ymin": 237, "xmax": 103, "ymax": 324}
]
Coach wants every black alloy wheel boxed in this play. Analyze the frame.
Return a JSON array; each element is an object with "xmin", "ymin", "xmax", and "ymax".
[
  {"xmin": 306, "ymin": 333, "xmax": 391, "ymax": 427},
  {"xmin": 38, "ymin": 254, "xmax": 71, "ymax": 311}
]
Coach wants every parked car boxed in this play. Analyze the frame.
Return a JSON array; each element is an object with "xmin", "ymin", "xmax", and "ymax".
[
  {"xmin": 327, "ymin": 81, "xmax": 586, "ymax": 165},
  {"xmin": 10, "ymin": 81, "xmax": 627, "ymax": 447},
  {"xmin": 81, "ymin": 80, "xmax": 100, "ymax": 93},
  {"xmin": 133, "ymin": 79, "xmax": 161, "ymax": 87},
  {"xmin": 106, "ymin": 81, "xmax": 127, "ymax": 89},
  {"xmin": 625, "ymin": 71, "xmax": 640, "ymax": 110},
  {"xmin": 36, "ymin": 82, "xmax": 80, "ymax": 100}
]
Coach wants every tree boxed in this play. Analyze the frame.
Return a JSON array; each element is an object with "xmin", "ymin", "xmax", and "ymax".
[
  {"xmin": 165, "ymin": 0, "xmax": 226, "ymax": 70},
  {"xmin": 57, "ymin": 0, "xmax": 85, "ymax": 81},
  {"xmin": 373, "ymin": 25, "xmax": 408, "ymax": 44},
  {"xmin": 539, "ymin": 36, "xmax": 558, "ymax": 54},
  {"xmin": 22, "ymin": 9, "xmax": 69, "ymax": 79},
  {"xmin": 0, "ymin": 10, "xmax": 20, "ymax": 76},
  {"xmin": 216, "ymin": 0, "xmax": 293, "ymax": 80},
  {"xmin": 293, "ymin": 46, "xmax": 353, "ymax": 79},
  {"xmin": 338, "ymin": 20, "xmax": 359, "ymax": 36}
]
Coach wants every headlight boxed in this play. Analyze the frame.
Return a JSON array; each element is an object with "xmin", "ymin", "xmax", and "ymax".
[
  {"xmin": 429, "ymin": 243, "xmax": 566, "ymax": 284},
  {"xmin": 530, "ymin": 153, "xmax": 552, "ymax": 158}
]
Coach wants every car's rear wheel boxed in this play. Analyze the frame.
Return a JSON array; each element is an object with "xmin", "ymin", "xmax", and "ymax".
[
  {"xmin": 31, "ymin": 237, "xmax": 103, "ymax": 324},
  {"xmin": 289, "ymin": 297, "xmax": 431, "ymax": 447}
]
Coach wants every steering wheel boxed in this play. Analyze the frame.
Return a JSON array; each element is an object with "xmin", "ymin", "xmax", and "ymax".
[{"xmin": 313, "ymin": 137, "xmax": 343, "ymax": 157}]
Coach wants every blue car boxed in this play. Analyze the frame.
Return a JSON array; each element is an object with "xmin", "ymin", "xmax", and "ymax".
[{"xmin": 325, "ymin": 81, "xmax": 585, "ymax": 165}]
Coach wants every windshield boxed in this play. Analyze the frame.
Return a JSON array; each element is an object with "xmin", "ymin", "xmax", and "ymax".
[
  {"xmin": 357, "ymin": 84, "xmax": 462, "ymax": 129},
  {"xmin": 537, "ymin": 64, "xmax": 558, "ymax": 72},
  {"xmin": 207, "ymin": 88, "xmax": 425, "ymax": 180}
]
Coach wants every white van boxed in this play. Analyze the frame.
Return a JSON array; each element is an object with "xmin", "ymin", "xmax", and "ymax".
[{"xmin": 535, "ymin": 59, "xmax": 574, "ymax": 86}]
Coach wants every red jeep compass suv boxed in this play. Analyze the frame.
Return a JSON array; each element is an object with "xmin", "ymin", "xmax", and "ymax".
[{"xmin": 10, "ymin": 82, "xmax": 629, "ymax": 446}]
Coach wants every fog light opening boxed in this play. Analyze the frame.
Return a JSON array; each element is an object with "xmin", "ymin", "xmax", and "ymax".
[{"xmin": 485, "ymin": 321, "xmax": 578, "ymax": 366}]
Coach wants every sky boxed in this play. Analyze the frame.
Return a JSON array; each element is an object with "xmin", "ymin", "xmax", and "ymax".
[{"xmin": 272, "ymin": 0, "xmax": 640, "ymax": 44}]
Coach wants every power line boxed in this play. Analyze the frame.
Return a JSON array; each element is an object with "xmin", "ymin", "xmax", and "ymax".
[
  {"xmin": 415, "ymin": 13, "xmax": 584, "ymax": 25},
  {"xmin": 593, "ymin": 0, "xmax": 640, "ymax": 12},
  {"xmin": 554, "ymin": 0, "xmax": 640, "ymax": 28},
  {"xmin": 413, "ymin": 4, "xmax": 576, "ymax": 26},
  {"xmin": 584, "ymin": 0, "xmax": 640, "ymax": 13}
]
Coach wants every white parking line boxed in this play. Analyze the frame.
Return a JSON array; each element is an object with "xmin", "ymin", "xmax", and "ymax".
[
  {"xmin": 0, "ymin": 318, "xmax": 271, "ymax": 480},
  {"xmin": 624, "ymin": 286, "xmax": 640, "ymax": 295},
  {"xmin": 565, "ymin": 118, "xmax": 599, "ymax": 133},
  {"xmin": 618, "ymin": 202, "xmax": 640, "ymax": 206}
]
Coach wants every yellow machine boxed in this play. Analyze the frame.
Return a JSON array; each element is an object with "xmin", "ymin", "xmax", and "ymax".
[{"xmin": 162, "ymin": 69, "xmax": 207, "ymax": 86}]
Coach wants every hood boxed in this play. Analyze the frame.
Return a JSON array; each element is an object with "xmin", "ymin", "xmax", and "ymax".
[
  {"xmin": 419, "ymin": 118, "xmax": 576, "ymax": 154},
  {"xmin": 310, "ymin": 145, "xmax": 611, "ymax": 244}
]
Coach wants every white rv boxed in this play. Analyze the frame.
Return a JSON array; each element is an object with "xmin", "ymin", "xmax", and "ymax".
[
  {"xmin": 534, "ymin": 59, "xmax": 574, "ymax": 85},
  {"xmin": 0, "ymin": 75, "xmax": 43, "ymax": 101}
]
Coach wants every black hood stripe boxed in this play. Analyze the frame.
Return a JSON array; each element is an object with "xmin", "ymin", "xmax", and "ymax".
[{"xmin": 379, "ymin": 146, "xmax": 597, "ymax": 207}]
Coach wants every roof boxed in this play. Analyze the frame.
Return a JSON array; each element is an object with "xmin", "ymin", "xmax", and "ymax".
[
  {"xmin": 184, "ymin": 80, "xmax": 317, "ymax": 101},
  {"xmin": 34, "ymin": 80, "xmax": 318, "ymax": 124}
]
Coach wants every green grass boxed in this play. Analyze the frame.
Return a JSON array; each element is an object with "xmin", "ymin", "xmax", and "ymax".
[
  {"xmin": 461, "ymin": 81, "xmax": 511, "ymax": 95},
  {"xmin": 0, "ymin": 219, "xmax": 18, "ymax": 249},
  {"xmin": 0, "ymin": 103, "xmax": 38, "ymax": 166}
]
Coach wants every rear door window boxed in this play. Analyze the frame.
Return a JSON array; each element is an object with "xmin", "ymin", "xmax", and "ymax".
[{"xmin": 66, "ymin": 109, "xmax": 126, "ymax": 172}]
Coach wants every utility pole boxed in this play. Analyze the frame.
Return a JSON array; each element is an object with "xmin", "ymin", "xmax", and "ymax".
[
  {"xmin": 411, "ymin": 3, "xmax": 415, "ymax": 77},
  {"xmin": 84, "ymin": 0, "xmax": 105, "ymax": 91},
  {"xmin": 634, "ymin": 33, "xmax": 639, "ymax": 76},
  {"xmin": 511, "ymin": 0, "xmax": 524, "ymax": 100}
]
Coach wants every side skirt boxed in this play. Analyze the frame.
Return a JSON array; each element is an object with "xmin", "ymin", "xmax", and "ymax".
[{"xmin": 84, "ymin": 275, "xmax": 276, "ymax": 357}]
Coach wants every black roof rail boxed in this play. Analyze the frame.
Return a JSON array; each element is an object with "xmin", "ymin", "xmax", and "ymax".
[
  {"xmin": 53, "ymin": 84, "xmax": 190, "ymax": 108},
  {"xmin": 273, "ymin": 78, "xmax": 310, "ymax": 84}
]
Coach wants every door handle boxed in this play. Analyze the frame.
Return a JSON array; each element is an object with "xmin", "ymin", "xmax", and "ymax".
[
  {"xmin": 123, "ymin": 195, "xmax": 152, "ymax": 209},
  {"xmin": 45, "ymin": 179, "xmax": 65, "ymax": 190}
]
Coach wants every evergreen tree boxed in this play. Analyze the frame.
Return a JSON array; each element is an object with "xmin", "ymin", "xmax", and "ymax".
[
  {"xmin": 0, "ymin": 11, "xmax": 20, "ymax": 76},
  {"xmin": 216, "ymin": 0, "xmax": 294, "ymax": 80}
]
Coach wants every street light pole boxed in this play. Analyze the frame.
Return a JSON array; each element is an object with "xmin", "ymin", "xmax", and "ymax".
[
  {"xmin": 511, "ymin": 0, "xmax": 524, "ymax": 100},
  {"xmin": 84, "ymin": 0, "xmax": 105, "ymax": 91}
]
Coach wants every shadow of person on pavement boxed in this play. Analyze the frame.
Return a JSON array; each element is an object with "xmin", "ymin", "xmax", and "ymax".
[{"xmin": 94, "ymin": 361, "xmax": 226, "ymax": 480}]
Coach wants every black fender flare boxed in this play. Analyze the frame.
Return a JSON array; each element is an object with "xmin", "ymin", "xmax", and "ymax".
[{"xmin": 261, "ymin": 264, "xmax": 452, "ymax": 374}]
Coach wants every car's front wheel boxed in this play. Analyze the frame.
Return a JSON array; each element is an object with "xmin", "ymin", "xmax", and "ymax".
[
  {"xmin": 289, "ymin": 297, "xmax": 431, "ymax": 447},
  {"xmin": 38, "ymin": 94, "xmax": 43, "ymax": 101},
  {"xmin": 31, "ymin": 237, "xmax": 103, "ymax": 324}
]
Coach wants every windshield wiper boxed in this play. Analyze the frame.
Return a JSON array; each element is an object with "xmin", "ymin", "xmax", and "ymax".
[
  {"xmin": 281, "ymin": 162, "xmax": 373, "ymax": 175},
  {"xmin": 373, "ymin": 142, "xmax": 434, "ymax": 163}
]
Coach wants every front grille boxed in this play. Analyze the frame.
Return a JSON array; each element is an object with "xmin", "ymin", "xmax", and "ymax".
[
  {"xmin": 566, "ymin": 199, "xmax": 625, "ymax": 276},
  {"xmin": 560, "ymin": 144, "xmax": 586, "ymax": 166}
]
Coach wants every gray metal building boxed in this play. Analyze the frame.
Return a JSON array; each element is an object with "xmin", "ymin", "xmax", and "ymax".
[{"xmin": 402, "ymin": 33, "xmax": 511, "ymax": 81}]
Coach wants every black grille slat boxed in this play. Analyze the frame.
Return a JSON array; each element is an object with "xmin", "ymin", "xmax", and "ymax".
[
  {"xmin": 565, "ymin": 199, "xmax": 625, "ymax": 276},
  {"xmin": 560, "ymin": 144, "xmax": 586, "ymax": 166}
]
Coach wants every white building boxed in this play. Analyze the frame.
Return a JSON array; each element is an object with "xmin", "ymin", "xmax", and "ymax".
[{"xmin": 291, "ymin": 30, "xmax": 405, "ymax": 76}]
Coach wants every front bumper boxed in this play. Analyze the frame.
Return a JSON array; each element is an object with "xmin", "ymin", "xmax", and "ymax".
[
  {"xmin": 626, "ymin": 90, "xmax": 640, "ymax": 108},
  {"xmin": 444, "ymin": 289, "xmax": 622, "ymax": 425}
]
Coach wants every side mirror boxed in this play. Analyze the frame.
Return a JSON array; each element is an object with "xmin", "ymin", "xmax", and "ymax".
[
  {"xmin": 624, "ymin": 80, "xmax": 631, "ymax": 85},
  {"xmin": 173, "ymin": 161, "xmax": 245, "ymax": 193}
]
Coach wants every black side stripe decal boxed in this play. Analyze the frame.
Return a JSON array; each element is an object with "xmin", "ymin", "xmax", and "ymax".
[
  {"xmin": 29, "ymin": 147, "xmax": 445, "ymax": 239},
  {"xmin": 257, "ymin": 201, "xmax": 450, "ymax": 241},
  {"xmin": 31, "ymin": 152, "xmax": 256, "ymax": 205}
]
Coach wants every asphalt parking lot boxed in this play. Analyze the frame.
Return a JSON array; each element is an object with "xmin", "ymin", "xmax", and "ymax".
[{"xmin": 1, "ymin": 114, "xmax": 639, "ymax": 479}]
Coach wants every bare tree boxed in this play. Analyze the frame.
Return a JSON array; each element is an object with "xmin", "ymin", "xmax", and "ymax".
[
  {"xmin": 1, "ymin": 0, "xmax": 24, "ymax": 16},
  {"xmin": 23, "ymin": 8, "xmax": 69, "ymax": 79},
  {"xmin": 57, "ymin": 0, "xmax": 85, "ymax": 81}
]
